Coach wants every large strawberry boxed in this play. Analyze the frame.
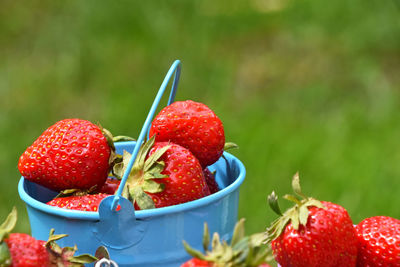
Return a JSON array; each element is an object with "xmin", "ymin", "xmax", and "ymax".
[
  {"xmin": 182, "ymin": 219, "xmax": 273, "ymax": 267},
  {"xmin": 149, "ymin": 100, "xmax": 225, "ymax": 168},
  {"xmin": 114, "ymin": 136, "xmax": 210, "ymax": 209},
  {"xmin": 355, "ymin": 216, "xmax": 400, "ymax": 266},
  {"xmin": 264, "ymin": 173, "xmax": 358, "ymax": 267},
  {"xmin": 18, "ymin": 118, "xmax": 124, "ymax": 192},
  {"xmin": 46, "ymin": 193, "xmax": 112, "ymax": 212},
  {"xmin": 0, "ymin": 208, "xmax": 97, "ymax": 267}
]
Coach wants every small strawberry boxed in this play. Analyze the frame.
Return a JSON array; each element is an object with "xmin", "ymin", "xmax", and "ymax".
[
  {"xmin": 149, "ymin": 100, "xmax": 225, "ymax": 168},
  {"xmin": 203, "ymin": 168, "xmax": 219, "ymax": 194},
  {"xmin": 4, "ymin": 233, "xmax": 49, "ymax": 267},
  {"xmin": 355, "ymin": 216, "xmax": 400, "ymax": 266},
  {"xmin": 115, "ymin": 136, "xmax": 209, "ymax": 209},
  {"xmin": 46, "ymin": 193, "xmax": 112, "ymax": 212},
  {"xmin": 98, "ymin": 177, "xmax": 121, "ymax": 194},
  {"xmin": 264, "ymin": 173, "xmax": 358, "ymax": 267},
  {"xmin": 18, "ymin": 118, "xmax": 127, "ymax": 192},
  {"xmin": 0, "ymin": 208, "xmax": 97, "ymax": 267},
  {"xmin": 182, "ymin": 219, "xmax": 273, "ymax": 267}
]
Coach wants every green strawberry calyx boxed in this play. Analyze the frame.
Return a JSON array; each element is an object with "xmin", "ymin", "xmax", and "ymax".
[
  {"xmin": 113, "ymin": 135, "xmax": 169, "ymax": 210},
  {"xmin": 0, "ymin": 207, "xmax": 17, "ymax": 266},
  {"xmin": 46, "ymin": 229, "xmax": 97, "ymax": 266},
  {"xmin": 100, "ymin": 126, "xmax": 135, "ymax": 179},
  {"xmin": 264, "ymin": 172, "xmax": 325, "ymax": 244},
  {"xmin": 183, "ymin": 219, "xmax": 273, "ymax": 267}
]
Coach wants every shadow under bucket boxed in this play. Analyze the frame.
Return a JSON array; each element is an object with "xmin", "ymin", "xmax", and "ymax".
[{"xmin": 18, "ymin": 141, "xmax": 246, "ymax": 266}]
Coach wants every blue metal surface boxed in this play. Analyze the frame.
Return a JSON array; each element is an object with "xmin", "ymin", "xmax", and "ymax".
[
  {"xmin": 19, "ymin": 142, "xmax": 246, "ymax": 266},
  {"xmin": 17, "ymin": 61, "xmax": 247, "ymax": 266}
]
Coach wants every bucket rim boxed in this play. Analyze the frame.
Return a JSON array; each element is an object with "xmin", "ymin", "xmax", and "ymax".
[{"xmin": 18, "ymin": 150, "xmax": 246, "ymax": 221}]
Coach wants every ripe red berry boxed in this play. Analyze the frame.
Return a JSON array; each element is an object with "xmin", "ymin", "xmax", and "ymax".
[
  {"xmin": 4, "ymin": 233, "xmax": 49, "ymax": 267},
  {"xmin": 355, "ymin": 216, "xmax": 400, "ymax": 266},
  {"xmin": 271, "ymin": 201, "xmax": 357, "ymax": 267},
  {"xmin": 115, "ymin": 136, "xmax": 210, "ymax": 209},
  {"xmin": 146, "ymin": 142, "xmax": 210, "ymax": 208},
  {"xmin": 98, "ymin": 177, "xmax": 121, "ymax": 194},
  {"xmin": 265, "ymin": 173, "xmax": 358, "ymax": 267},
  {"xmin": 47, "ymin": 193, "xmax": 111, "ymax": 212},
  {"xmin": 149, "ymin": 100, "xmax": 225, "ymax": 168},
  {"xmin": 181, "ymin": 258, "xmax": 211, "ymax": 267},
  {"xmin": 18, "ymin": 119, "xmax": 116, "ymax": 192},
  {"xmin": 203, "ymin": 168, "xmax": 219, "ymax": 194}
]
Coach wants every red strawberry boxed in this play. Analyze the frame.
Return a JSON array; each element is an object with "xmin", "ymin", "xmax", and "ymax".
[
  {"xmin": 18, "ymin": 119, "xmax": 120, "ymax": 192},
  {"xmin": 4, "ymin": 233, "xmax": 49, "ymax": 267},
  {"xmin": 182, "ymin": 260, "xmax": 271, "ymax": 267},
  {"xmin": 181, "ymin": 258, "xmax": 211, "ymax": 267},
  {"xmin": 203, "ymin": 168, "xmax": 219, "ymax": 194},
  {"xmin": 149, "ymin": 100, "xmax": 225, "ymax": 168},
  {"xmin": 47, "ymin": 193, "xmax": 111, "ymax": 212},
  {"xmin": 115, "ymin": 136, "xmax": 210, "ymax": 209},
  {"xmin": 98, "ymin": 177, "xmax": 121, "ymax": 194},
  {"xmin": 182, "ymin": 219, "xmax": 273, "ymax": 267},
  {"xmin": 265, "ymin": 173, "xmax": 358, "ymax": 267},
  {"xmin": 355, "ymin": 216, "xmax": 400, "ymax": 266},
  {"xmin": 0, "ymin": 208, "xmax": 97, "ymax": 267}
]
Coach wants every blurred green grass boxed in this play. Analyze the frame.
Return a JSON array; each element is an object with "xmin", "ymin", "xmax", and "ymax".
[{"xmin": 0, "ymin": 0, "xmax": 399, "ymax": 247}]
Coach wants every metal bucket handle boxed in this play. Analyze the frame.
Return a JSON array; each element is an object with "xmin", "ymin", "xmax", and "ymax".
[
  {"xmin": 112, "ymin": 59, "xmax": 181, "ymax": 209},
  {"xmin": 93, "ymin": 60, "xmax": 181, "ymax": 249}
]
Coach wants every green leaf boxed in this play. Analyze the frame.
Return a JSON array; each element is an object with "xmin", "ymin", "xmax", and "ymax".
[
  {"xmin": 68, "ymin": 254, "xmax": 98, "ymax": 264},
  {"xmin": 135, "ymin": 136, "xmax": 156, "ymax": 170},
  {"xmin": 45, "ymin": 228, "xmax": 68, "ymax": 246},
  {"xmin": 142, "ymin": 180, "xmax": 165, "ymax": 193},
  {"xmin": 289, "ymin": 208, "xmax": 300, "ymax": 230},
  {"xmin": 306, "ymin": 198, "xmax": 325, "ymax": 209},
  {"xmin": 211, "ymin": 232, "xmax": 221, "ymax": 251},
  {"xmin": 112, "ymin": 161, "xmax": 124, "ymax": 180},
  {"xmin": 94, "ymin": 246, "xmax": 110, "ymax": 260},
  {"xmin": 267, "ymin": 191, "xmax": 282, "ymax": 216},
  {"xmin": 283, "ymin": 194, "xmax": 301, "ymax": 205},
  {"xmin": 182, "ymin": 241, "xmax": 207, "ymax": 261},
  {"xmin": 299, "ymin": 205, "xmax": 309, "ymax": 226},
  {"xmin": 0, "ymin": 207, "xmax": 17, "ymax": 241},
  {"xmin": 112, "ymin": 135, "xmax": 136, "ymax": 142},
  {"xmin": 224, "ymin": 142, "xmax": 239, "ymax": 151},
  {"xmin": 130, "ymin": 186, "xmax": 155, "ymax": 210},
  {"xmin": 144, "ymin": 144, "xmax": 170, "ymax": 172},
  {"xmin": 202, "ymin": 223, "xmax": 210, "ymax": 253},
  {"xmin": 231, "ymin": 218, "xmax": 246, "ymax": 246},
  {"xmin": 0, "ymin": 242, "xmax": 11, "ymax": 266},
  {"xmin": 101, "ymin": 127, "xmax": 116, "ymax": 151},
  {"xmin": 291, "ymin": 172, "xmax": 306, "ymax": 199}
]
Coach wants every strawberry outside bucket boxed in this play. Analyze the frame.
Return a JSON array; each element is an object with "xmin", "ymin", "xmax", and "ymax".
[{"xmin": 18, "ymin": 60, "xmax": 246, "ymax": 267}]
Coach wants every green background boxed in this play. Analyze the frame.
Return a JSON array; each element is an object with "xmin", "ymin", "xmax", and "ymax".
[{"xmin": 0, "ymin": 0, "xmax": 399, "ymax": 261}]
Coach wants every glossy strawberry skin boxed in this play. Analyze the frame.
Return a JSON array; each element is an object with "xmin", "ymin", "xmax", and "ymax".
[
  {"xmin": 149, "ymin": 100, "xmax": 225, "ymax": 168},
  {"xmin": 181, "ymin": 258, "xmax": 271, "ymax": 267},
  {"xmin": 203, "ymin": 168, "xmax": 219, "ymax": 194},
  {"xmin": 145, "ymin": 142, "xmax": 210, "ymax": 208},
  {"xmin": 46, "ymin": 193, "xmax": 111, "ymax": 212},
  {"xmin": 181, "ymin": 258, "xmax": 211, "ymax": 267},
  {"xmin": 18, "ymin": 119, "xmax": 111, "ymax": 191},
  {"xmin": 271, "ymin": 201, "xmax": 357, "ymax": 267},
  {"xmin": 4, "ymin": 233, "xmax": 49, "ymax": 267},
  {"xmin": 355, "ymin": 216, "xmax": 400, "ymax": 267},
  {"xmin": 98, "ymin": 177, "xmax": 121, "ymax": 194}
]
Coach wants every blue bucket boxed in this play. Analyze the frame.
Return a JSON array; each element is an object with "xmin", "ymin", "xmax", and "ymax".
[{"xmin": 17, "ymin": 60, "xmax": 246, "ymax": 266}]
